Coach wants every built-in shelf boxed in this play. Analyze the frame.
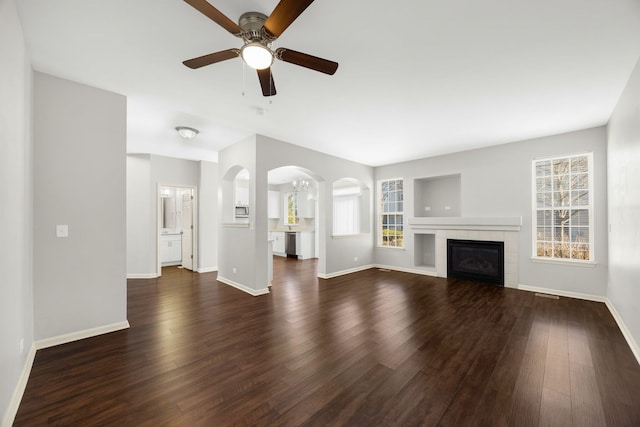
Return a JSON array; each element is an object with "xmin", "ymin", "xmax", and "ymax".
[
  {"xmin": 414, "ymin": 233, "xmax": 436, "ymax": 269},
  {"xmin": 414, "ymin": 174, "xmax": 461, "ymax": 217},
  {"xmin": 409, "ymin": 216, "xmax": 522, "ymax": 231}
]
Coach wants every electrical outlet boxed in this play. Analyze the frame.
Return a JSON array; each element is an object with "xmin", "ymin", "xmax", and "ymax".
[
  {"xmin": 425, "ymin": 206, "xmax": 431, "ymax": 211},
  {"xmin": 19, "ymin": 338, "xmax": 24, "ymax": 354},
  {"xmin": 232, "ymin": 267, "xmax": 237, "ymax": 273},
  {"xmin": 354, "ymin": 257, "xmax": 358, "ymax": 262}
]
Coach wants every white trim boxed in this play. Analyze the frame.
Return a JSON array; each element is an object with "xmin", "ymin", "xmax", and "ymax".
[
  {"xmin": 216, "ymin": 276, "xmax": 269, "ymax": 296},
  {"xmin": 604, "ymin": 298, "xmax": 640, "ymax": 366},
  {"xmin": 408, "ymin": 216, "xmax": 522, "ymax": 231},
  {"xmin": 518, "ymin": 284, "xmax": 639, "ymax": 366},
  {"xmin": 318, "ymin": 264, "xmax": 376, "ymax": 279},
  {"xmin": 374, "ymin": 264, "xmax": 440, "ymax": 277},
  {"xmin": 35, "ymin": 321, "xmax": 130, "ymax": 350},
  {"xmin": 517, "ymin": 284, "xmax": 605, "ymax": 302},
  {"xmin": 530, "ymin": 257, "xmax": 596, "ymax": 267},
  {"xmin": 531, "ymin": 152, "xmax": 594, "ymax": 262},
  {"xmin": 197, "ymin": 266, "xmax": 218, "ymax": 273},
  {"xmin": 222, "ymin": 222, "xmax": 250, "ymax": 228},
  {"xmin": 127, "ymin": 273, "xmax": 158, "ymax": 279},
  {"xmin": 2, "ymin": 343, "xmax": 36, "ymax": 427}
]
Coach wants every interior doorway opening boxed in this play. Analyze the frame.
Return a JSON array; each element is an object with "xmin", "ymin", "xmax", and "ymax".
[
  {"xmin": 157, "ymin": 185, "xmax": 197, "ymax": 276},
  {"xmin": 267, "ymin": 166, "xmax": 323, "ymax": 285}
]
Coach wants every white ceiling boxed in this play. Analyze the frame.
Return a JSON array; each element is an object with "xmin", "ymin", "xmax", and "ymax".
[{"xmin": 16, "ymin": 0, "xmax": 640, "ymax": 166}]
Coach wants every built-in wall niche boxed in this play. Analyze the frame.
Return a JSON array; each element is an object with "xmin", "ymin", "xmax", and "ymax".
[
  {"xmin": 414, "ymin": 174, "xmax": 461, "ymax": 217},
  {"xmin": 234, "ymin": 168, "xmax": 250, "ymax": 205},
  {"xmin": 414, "ymin": 233, "xmax": 436, "ymax": 269}
]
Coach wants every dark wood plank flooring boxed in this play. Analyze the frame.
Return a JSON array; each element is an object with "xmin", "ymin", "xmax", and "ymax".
[{"xmin": 14, "ymin": 257, "xmax": 640, "ymax": 426}]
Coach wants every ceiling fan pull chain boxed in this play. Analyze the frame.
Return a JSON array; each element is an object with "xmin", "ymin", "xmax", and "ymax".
[{"xmin": 241, "ymin": 61, "xmax": 245, "ymax": 96}]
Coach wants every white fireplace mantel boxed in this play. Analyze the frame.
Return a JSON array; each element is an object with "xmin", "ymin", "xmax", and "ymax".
[{"xmin": 408, "ymin": 216, "xmax": 522, "ymax": 232}]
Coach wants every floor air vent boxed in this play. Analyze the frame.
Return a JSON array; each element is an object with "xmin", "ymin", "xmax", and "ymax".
[{"xmin": 378, "ymin": 268, "xmax": 391, "ymax": 272}]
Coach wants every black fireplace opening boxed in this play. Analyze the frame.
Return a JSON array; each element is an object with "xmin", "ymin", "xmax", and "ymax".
[{"xmin": 447, "ymin": 239, "xmax": 504, "ymax": 286}]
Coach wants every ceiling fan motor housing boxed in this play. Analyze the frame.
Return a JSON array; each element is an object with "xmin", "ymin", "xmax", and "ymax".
[{"xmin": 239, "ymin": 12, "xmax": 271, "ymax": 44}]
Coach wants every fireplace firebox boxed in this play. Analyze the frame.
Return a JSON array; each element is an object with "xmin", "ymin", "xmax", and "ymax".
[{"xmin": 447, "ymin": 239, "xmax": 504, "ymax": 286}]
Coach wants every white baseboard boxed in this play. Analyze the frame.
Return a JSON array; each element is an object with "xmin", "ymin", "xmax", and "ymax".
[
  {"xmin": 517, "ymin": 285, "xmax": 639, "ymax": 366},
  {"xmin": 35, "ymin": 321, "xmax": 130, "ymax": 350},
  {"xmin": 2, "ymin": 343, "xmax": 36, "ymax": 427},
  {"xmin": 2, "ymin": 320, "xmax": 130, "ymax": 427},
  {"xmin": 127, "ymin": 273, "xmax": 157, "ymax": 279},
  {"xmin": 374, "ymin": 264, "xmax": 440, "ymax": 278},
  {"xmin": 216, "ymin": 276, "xmax": 269, "ymax": 296},
  {"xmin": 318, "ymin": 264, "xmax": 375, "ymax": 279},
  {"xmin": 517, "ymin": 284, "xmax": 605, "ymax": 302},
  {"xmin": 197, "ymin": 266, "xmax": 218, "ymax": 273},
  {"xmin": 604, "ymin": 298, "xmax": 640, "ymax": 366}
]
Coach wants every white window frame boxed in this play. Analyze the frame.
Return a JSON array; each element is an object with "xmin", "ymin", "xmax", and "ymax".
[
  {"xmin": 378, "ymin": 178, "xmax": 404, "ymax": 249},
  {"xmin": 333, "ymin": 192, "xmax": 361, "ymax": 237},
  {"xmin": 284, "ymin": 192, "xmax": 299, "ymax": 225},
  {"xmin": 531, "ymin": 152, "xmax": 594, "ymax": 264}
]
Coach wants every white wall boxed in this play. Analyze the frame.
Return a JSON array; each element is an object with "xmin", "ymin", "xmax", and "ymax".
[
  {"xmin": 33, "ymin": 72, "xmax": 127, "ymax": 339},
  {"xmin": 374, "ymin": 127, "xmax": 608, "ymax": 296},
  {"xmin": 607, "ymin": 57, "xmax": 640, "ymax": 351},
  {"xmin": 126, "ymin": 154, "xmax": 155, "ymax": 276},
  {"xmin": 0, "ymin": 1, "xmax": 34, "ymax": 424},
  {"xmin": 199, "ymin": 161, "xmax": 218, "ymax": 272}
]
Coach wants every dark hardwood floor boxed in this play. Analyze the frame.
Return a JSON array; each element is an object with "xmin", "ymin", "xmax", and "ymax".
[{"xmin": 14, "ymin": 257, "xmax": 640, "ymax": 426}]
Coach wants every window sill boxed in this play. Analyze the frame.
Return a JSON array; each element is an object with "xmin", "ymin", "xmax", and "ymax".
[
  {"xmin": 530, "ymin": 257, "xmax": 596, "ymax": 267},
  {"xmin": 376, "ymin": 245, "xmax": 405, "ymax": 251},
  {"xmin": 332, "ymin": 233, "xmax": 369, "ymax": 239}
]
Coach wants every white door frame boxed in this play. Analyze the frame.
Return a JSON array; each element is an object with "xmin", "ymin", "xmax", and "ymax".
[{"xmin": 157, "ymin": 183, "xmax": 198, "ymax": 277}]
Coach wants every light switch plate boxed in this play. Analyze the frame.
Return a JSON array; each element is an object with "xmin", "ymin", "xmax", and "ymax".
[{"xmin": 56, "ymin": 224, "xmax": 69, "ymax": 238}]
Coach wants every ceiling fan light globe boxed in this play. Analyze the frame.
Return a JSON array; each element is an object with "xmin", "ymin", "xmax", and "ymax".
[{"xmin": 241, "ymin": 42, "xmax": 273, "ymax": 70}]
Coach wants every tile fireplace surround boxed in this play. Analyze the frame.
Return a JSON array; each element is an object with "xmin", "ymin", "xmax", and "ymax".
[{"xmin": 409, "ymin": 217, "xmax": 522, "ymax": 288}]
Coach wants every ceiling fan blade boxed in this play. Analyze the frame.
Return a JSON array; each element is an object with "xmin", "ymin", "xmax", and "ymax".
[
  {"xmin": 183, "ymin": 49, "xmax": 240, "ymax": 69},
  {"xmin": 275, "ymin": 48, "xmax": 338, "ymax": 75},
  {"xmin": 184, "ymin": 0, "xmax": 243, "ymax": 36},
  {"xmin": 257, "ymin": 68, "xmax": 277, "ymax": 97},
  {"xmin": 263, "ymin": 0, "xmax": 314, "ymax": 38}
]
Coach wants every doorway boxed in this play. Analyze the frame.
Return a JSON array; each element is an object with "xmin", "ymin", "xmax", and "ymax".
[{"xmin": 157, "ymin": 185, "xmax": 197, "ymax": 276}]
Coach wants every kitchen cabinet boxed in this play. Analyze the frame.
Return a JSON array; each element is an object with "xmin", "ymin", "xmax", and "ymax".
[
  {"xmin": 297, "ymin": 195, "xmax": 315, "ymax": 218},
  {"xmin": 299, "ymin": 231, "xmax": 315, "ymax": 259},
  {"xmin": 268, "ymin": 190, "xmax": 280, "ymax": 218},
  {"xmin": 270, "ymin": 231, "xmax": 285, "ymax": 255},
  {"xmin": 160, "ymin": 233, "xmax": 181, "ymax": 265}
]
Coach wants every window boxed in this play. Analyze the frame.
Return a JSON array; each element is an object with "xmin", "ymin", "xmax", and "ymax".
[
  {"xmin": 533, "ymin": 153, "xmax": 593, "ymax": 262},
  {"xmin": 333, "ymin": 193, "xmax": 360, "ymax": 236},
  {"xmin": 379, "ymin": 178, "xmax": 403, "ymax": 248},
  {"xmin": 284, "ymin": 192, "xmax": 299, "ymax": 225}
]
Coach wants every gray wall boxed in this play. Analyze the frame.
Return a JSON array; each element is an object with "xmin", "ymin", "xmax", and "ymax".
[
  {"xmin": 126, "ymin": 154, "xmax": 218, "ymax": 276},
  {"xmin": 199, "ymin": 160, "xmax": 219, "ymax": 271},
  {"xmin": 607, "ymin": 56, "xmax": 640, "ymax": 350},
  {"xmin": 0, "ymin": 1, "xmax": 34, "ymax": 423},
  {"xmin": 126, "ymin": 154, "xmax": 155, "ymax": 276},
  {"xmin": 218, "ymin": 135, "xmax": 375, "ymax": 292},
  {"xmin": 374, "ymin": 127, "xmax": 608, "ymax": 296},
  {"xmin": 256, "ymin": 136, "xmax": 375, "ymax": 278},
  {"xmin": 33, "ymin": 72, "xmax": 127, "ymax": 339}
]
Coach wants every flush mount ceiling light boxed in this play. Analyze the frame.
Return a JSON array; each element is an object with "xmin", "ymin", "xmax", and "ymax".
[
  {"xmin": 241, "ymin": 42, "xmax": 274, "ymax": 70},
  {"xmin": 175, "ymin": 126, "xmax": 199, "ymax": 139}
]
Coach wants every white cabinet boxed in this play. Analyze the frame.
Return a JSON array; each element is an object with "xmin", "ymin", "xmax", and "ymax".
[
  {"xmin": 268, "ymin": 191, "xmax": 280, "ymax": 218},
  {"xmin": 299, "ymin": 231, "xmax": 315, "ymax": 259},
  {"xmin": 270, "ymin": 231, "xmax": 285, "ymax": 255},
  {"xmin": 160, "ymin": 234, "xmax": 181, "ymax": 265},
  {"xmin": 297, "ymin": 195, "xmax": 315, "ymax": 218}
]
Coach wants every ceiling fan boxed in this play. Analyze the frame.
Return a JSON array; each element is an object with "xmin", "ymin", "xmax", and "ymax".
[{"xmin": 182, "ymin": 0, "xmax": 339, "ymax": 97}]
